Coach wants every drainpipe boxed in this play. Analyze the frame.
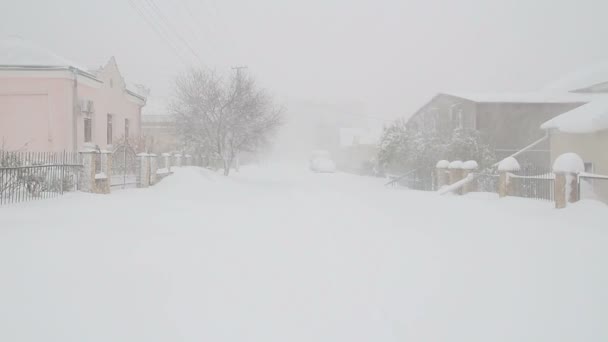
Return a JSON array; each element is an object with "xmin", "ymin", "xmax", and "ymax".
[{"xmin": 71, "ymin": 68, "xmax": 79, "ymax": 152}]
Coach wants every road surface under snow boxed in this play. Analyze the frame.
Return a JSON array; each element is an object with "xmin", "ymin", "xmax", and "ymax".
[{"xmin": 1, "ymin": 164, "xmax": 607, "ymax": 342}]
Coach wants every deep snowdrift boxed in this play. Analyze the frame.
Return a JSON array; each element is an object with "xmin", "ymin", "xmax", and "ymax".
[{"xmin": 1, "ymin": 165, "xmax": 607, "ymax": 342}]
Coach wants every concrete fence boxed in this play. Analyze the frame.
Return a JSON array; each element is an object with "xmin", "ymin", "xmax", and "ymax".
[
  {"xmin": 78, "ymin": 151, "xmax": 203, "ymax": 195},
  {"xmin": 435, "ymin": 152, "xmax": 592, "ymax": 209}
]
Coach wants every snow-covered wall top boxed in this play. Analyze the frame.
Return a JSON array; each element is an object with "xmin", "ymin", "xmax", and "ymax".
[
  {"xmin": 544, "ymin": 61, "xmax": 608, "ymax": 92},
  {"xmin": 440, "ymin": 91, "xmax": 603, "ymax": 104},
  {"xmin": 553, "ymin": 153, "xmax": 585, "ymax": 173},
  {"xmin": 497, "ymin": 157, "xmax": 520, "ymax": 172},
  {"xmin": 541, "ymin": 98, "xmax": 608, "ymax": 133},
  {"xmin": 448, "ymin": 160, "xmax": 463, "ymax": 169},
  {"xmin": 436, "ymin": 160, "xmax": 450, "ymax": 169},
  {"xmin": 463, "ymin": 160, "xmax": 479, "ymax": 170}
]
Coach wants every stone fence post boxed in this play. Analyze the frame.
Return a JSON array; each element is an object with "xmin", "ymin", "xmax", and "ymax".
[
  {"xmin": 448, "ymin": 160, "xmax": 464, "ymax": 195},
  {"xmin": 435, "ymin": 160, "xmax": 450, "ymax": 190},
  {"xmin": 462, "ymin": 160, "xmax": 479, "ymax": 195},
  {"xmin": 553, "ymin": 153, "xmax": 584, "ymax": 209},
  {"xmin": 79, "ymin": 148, "xmax": 111, "ymax": 194},
  {"xmin": 149, "ymin": 154, "xmax": 158, "ymax": 185},
  {"xmin": 185, "ymin": 154, "xmax": 192, "ymax": 166},
  {"xmin": 97, "ymin": 150, "xmax": 112, "ymax": 194},
  {"xmin": 162, "ymin": 153, "xmax": 171, "ymax": 172},
  {"xmin": 497, "ymin": 157, "xmax": 520, "ymax": 198},
  {"xmin": 137, "ymin": 153, "xmax": 150, "ymax": 188},
  {"xmin": 79, "ymin": 149, "xmax": 97, "ymax": 193},
  {"xmin": 174, "ymin": 154, "xmax": 182, "ymax": 167}
]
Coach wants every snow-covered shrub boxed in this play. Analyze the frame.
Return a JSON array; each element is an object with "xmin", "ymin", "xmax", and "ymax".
[{"xmin": 377, "ymin": 122, "xmax": 495, "ymax": 176}]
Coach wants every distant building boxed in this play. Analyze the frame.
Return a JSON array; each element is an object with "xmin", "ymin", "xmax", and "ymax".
[
  {"xmin": 335, "ymin": 127, "xmax": 381, "ymax": 174},
  {"xmin": 407, "ymin": 91, "xmax": 608, "ymax": 168},
  {"xmin": 0, "ymin": 37, "xmax": 146, "ymax": 152},
  {"xmin": 141, "ymin": 97, "xmax": 177, "ymax": 154}
]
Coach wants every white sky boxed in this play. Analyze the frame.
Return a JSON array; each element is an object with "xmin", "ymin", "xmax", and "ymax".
[{"xmin": 2, "ymin": 0, "xmax": 608, "ymax": 121}]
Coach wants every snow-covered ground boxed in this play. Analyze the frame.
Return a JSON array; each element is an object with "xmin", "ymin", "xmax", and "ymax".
[{"xmin": 1, "ymin": 164, "xmax": 607, "ymax": 342}]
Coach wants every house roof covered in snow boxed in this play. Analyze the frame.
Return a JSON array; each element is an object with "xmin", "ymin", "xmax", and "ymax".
[
  {"xmin": 440, "ymin": 91, "xmax": 602, "ymax": 104},
  {"xmin": 541, "ymin": 97, "xmax": 608, "ymax": 133},
  {"xmin": 0, "ymin": 37, "xmax": 92, "ymax": 75},
  {"xmin": 544, "ymin": 61, "xmax": 608, "ymax": 92}
]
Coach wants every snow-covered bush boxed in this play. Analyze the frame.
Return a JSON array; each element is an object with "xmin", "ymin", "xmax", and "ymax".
[{"xmin": 377, "ymin": 122, "xmax": 495, "ymax": 176}]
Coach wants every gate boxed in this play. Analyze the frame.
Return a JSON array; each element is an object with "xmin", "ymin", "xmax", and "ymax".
[
  {"xmin": 111, "ymin": 142, "xmax": 139, "ymax": 189},
  {"xmin": 578, "ymin": 173, "xmax": 608, "ymax": 203}
]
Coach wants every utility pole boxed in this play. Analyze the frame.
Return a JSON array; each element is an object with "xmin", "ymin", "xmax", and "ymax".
[{"xmin": 231, "ymin": 66, "xmax": 248, "ymax": 77}]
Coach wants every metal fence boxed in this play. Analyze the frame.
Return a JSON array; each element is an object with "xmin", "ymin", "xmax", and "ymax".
[
  {"xmin": 0, "ymin": 151, "xmax": 82, "ymax": 206},
  {"xmin": 111, "ymin": 142, "xmax": 139, "ymax": 189},
  {"xmin": 386, "ymin": 168, "xmax": 434, "ymax": 191},
  {"xmin": 509, "ymin": 166, "xmax": 555, "ymax": 202},
  {"xmin": 579, "ymin": 173, "xmax": 608, "ymax": 202},
  {"xmin": 476, "ymin": 172, "xmax": 499, "ymax": 193}
]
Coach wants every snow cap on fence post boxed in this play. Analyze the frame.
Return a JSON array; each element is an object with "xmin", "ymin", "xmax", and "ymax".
[
  {"xmin": 462, "ymin": 160, "xmax": 479, "ymax": 194},
  {"xmin": 498, "ymin": 157, "xmax": 519, "ymax": 198},
  {"xmin": 447, "ymin": 160, "xmax": 464, "ymax": 194},
  {"xmin": 497, "ymin": 157, "xmax": 520, "ymax": 172},
  {"xmin": 436, "ymin": 160, "xmax": 450, "ymax": 169},
  {"xmin": 553, "ymin": 153, "xmax": 584, "ymax": 208},
  {"xmin": 435, "ymin": 160, "xmax": 450, "ymax": 189}
]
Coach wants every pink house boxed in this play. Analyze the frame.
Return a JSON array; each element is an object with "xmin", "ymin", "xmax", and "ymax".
[{"xmin": 0, "ymin": 38, "xmax": 147, "ymax": 152}]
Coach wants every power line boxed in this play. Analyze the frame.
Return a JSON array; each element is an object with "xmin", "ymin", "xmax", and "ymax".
[
  {"xmin": 126, "ymin": 0, "xmax": 191, "ymax": 66},
  {"xmin": 141, "ymin": 0, "xmax": 204, "ymax": 64}
]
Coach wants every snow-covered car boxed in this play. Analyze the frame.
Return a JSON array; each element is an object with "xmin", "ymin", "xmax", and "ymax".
[{"xmin": 309, "ymin": 150, "xmax": 336, "ymax": 173}]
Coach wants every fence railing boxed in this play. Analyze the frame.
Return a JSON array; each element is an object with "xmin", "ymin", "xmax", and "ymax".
[
  {"xmin": 579, "ymin": 173, "xmax": 608, "ymax": 202},
  {"xmin": 509, "ymin": 167, "xmax": 555, "ymax": 202},
  {"xmin": 0, "ymin": 151, "xmax": 82, "ymax": 206}
]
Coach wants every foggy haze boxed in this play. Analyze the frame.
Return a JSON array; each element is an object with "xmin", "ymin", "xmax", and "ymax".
[{"xmin": 3, "ymin": 0, "xmax": 608, "ymax": 120}]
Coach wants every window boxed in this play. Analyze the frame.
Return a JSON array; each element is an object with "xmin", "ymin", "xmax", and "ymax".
[
  {"xmin": 84, "ymin": 117, "xmax": 92, "ymax": 143},
  {"xmin": 107, "ymin": 114, "xmax": 113, "ymax": 145},
  {"xmin": 125, "ymin": 118, "xmax": 130, "ymax": 139},
  {"xmin": 584, "ymin": 162, "xmax": 594, "ymax": 173}
]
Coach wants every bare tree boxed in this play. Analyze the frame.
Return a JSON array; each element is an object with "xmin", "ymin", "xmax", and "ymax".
[{"xmin": 172, "ymin": 68, "xmax": 283, "ymax": 175}]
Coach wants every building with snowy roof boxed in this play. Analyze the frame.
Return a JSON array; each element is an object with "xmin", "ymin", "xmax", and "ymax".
[
  {"xmin": 541, "ymin": 98, "xmax": 608, "ymax": 202},
  {"xmin": 0, "ymin": 37, "xmax": 146, "ymax": 152},
  {"xmin": 406, "ymin": 62, "xmax": 608, "ymax": 168}
]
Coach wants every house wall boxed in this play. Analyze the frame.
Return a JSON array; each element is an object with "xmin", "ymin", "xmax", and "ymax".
[
  {"xmin": 475, "ymin": 102, "xmax": 583, "ymax": 167},
  {"xmin": 78, "ymin": 60, "xmax": 144, "ymax": 151},
  {"xmin": 0, "ymin": 75, "xmax": 73, "ymax": 151},
  {"xmin": 407, "ymin": 94, "xmax": 477, "ymax": 134},
  {"xmin": 549, "ymin": 130, "xmax": 608, "ymax": 203}
]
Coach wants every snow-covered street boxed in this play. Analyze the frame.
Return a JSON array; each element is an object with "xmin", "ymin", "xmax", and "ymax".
[{"xmin": 1, "ymin": 165, "xmax": 607, "ymax": 342}]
